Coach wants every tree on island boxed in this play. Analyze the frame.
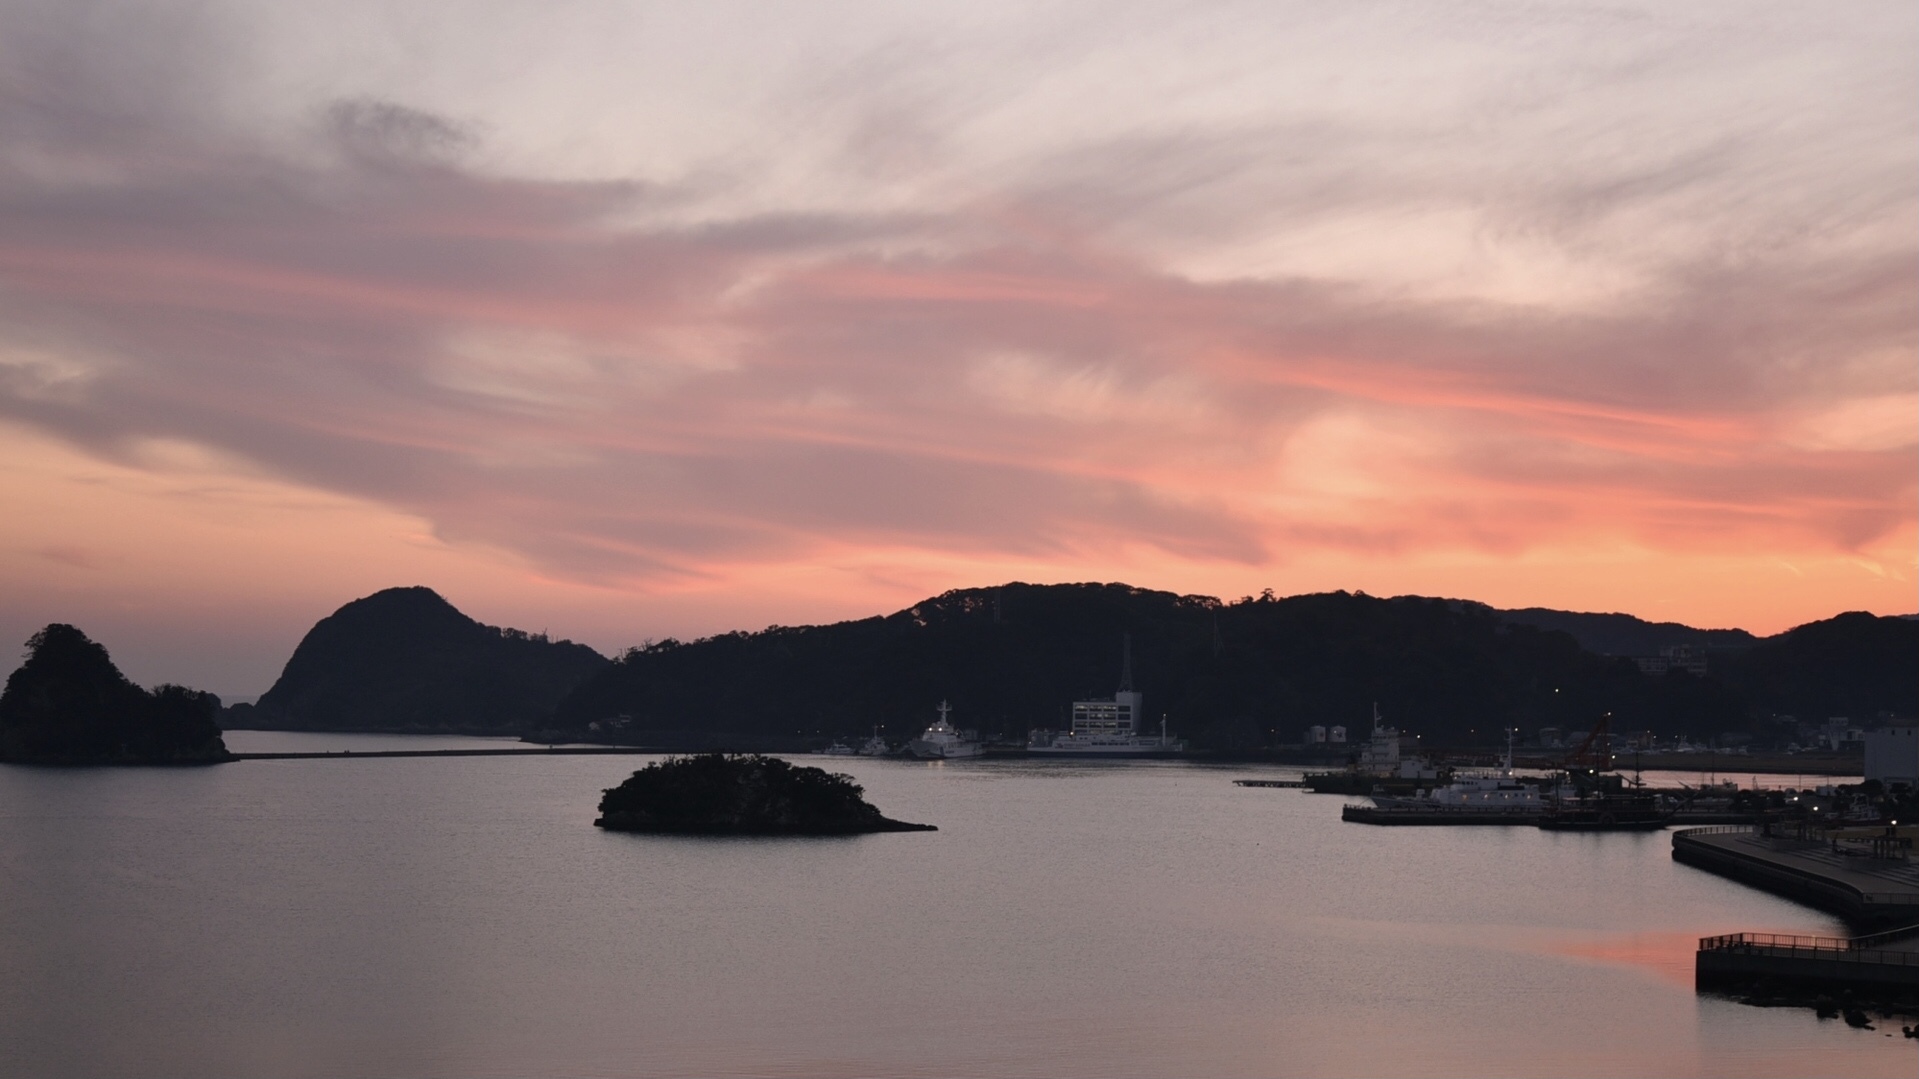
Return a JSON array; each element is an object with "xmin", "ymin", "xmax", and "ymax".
[
  {"xmin": 0, "ymin": 624, "xmax": 231, "ymax": 764},
  {"xmin": 596, "ymin": 754, "xmax": 935, "ymax": 835}
]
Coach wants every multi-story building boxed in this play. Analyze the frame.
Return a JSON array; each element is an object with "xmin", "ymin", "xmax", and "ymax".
[{"xmin": 1864, "ymin": 725, "xmax": 1919, "ymax": 785}]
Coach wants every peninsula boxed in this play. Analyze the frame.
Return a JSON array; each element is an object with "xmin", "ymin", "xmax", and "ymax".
[{"xmin": 595, "ymin": 754, "xmax": 936, "ymax": 835}]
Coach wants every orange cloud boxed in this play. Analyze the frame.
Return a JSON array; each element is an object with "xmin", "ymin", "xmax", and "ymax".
[{"xmin": 0, "ymin": 4, "xmax": 1912, "ymax": 692}]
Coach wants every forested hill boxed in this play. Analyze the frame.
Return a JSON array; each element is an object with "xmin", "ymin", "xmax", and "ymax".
[
  {"xmin": 1488, "ymin": 607, "xmax": 1761, "ymax": 656},
  {"xmin": 551, "ymin": 583, "xmax": 1907, "ymax": 748},
  {"xmin": 231, "ymin": 587, "xmax": 607, "ymax": 733},
  {"xmin": 1, "ymin": 624, "xmax": 229, "ymax": 764}
]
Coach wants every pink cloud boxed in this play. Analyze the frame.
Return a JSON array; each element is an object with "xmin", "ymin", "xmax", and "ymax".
[{"xmin": 0, "ymin": 2, "xmax": 1910, "ymax": 650}]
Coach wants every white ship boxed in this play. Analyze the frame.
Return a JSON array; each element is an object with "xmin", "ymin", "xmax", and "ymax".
[
  {"xmin": 1028, "ymin": 635, "xmax": 1185, "ymax": 756},
  {"xmin": 1371, "ymin": 730, "xmax": 1544, "ymax": 810},
  {"xmin": 908, "ymin": 702, "xmax": 984, "ymax": 759}
]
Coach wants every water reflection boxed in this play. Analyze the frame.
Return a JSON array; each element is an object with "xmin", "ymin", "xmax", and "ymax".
[{"xmin": 0, "ymin": 747, "xmax": 1906, "ymax": 1077}]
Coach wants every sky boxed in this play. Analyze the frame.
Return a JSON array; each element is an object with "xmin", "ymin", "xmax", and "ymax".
[{"xmin": 0, "ymin": 1, "xmax": 1913, "ymax": 697}]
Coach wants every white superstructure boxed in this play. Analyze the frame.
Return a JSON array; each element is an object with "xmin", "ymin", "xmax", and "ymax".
[
  {"xmin": 1029, "ymin": 636, "xmax": 1185, "ymax": 756},
  {"xmin": 908, "ymin": 701, "xmax": 984, "ymax": 759},
  {"xmin": 1372, "ymin": 729, "xmax": 1544, "ymax": 810}
]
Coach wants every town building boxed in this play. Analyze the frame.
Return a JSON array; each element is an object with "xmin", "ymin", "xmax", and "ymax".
[
  {"xmin": 1865, "ymin": 725, "xmax": 1919, "ymax": 786},
  {"xmin": 1632, "ymin": 643, "xmax": 1709, "ymax": 676}
]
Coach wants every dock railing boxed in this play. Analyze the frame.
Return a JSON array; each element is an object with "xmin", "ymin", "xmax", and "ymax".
[{"xmin": 1697, "ymin": 931, "xmax": 1919, "ymax": 966}]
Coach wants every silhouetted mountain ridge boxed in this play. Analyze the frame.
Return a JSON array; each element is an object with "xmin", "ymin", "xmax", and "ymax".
[
  {"xmin": 216, "ymin": 583, "xmax": 1913, "ymax": 745},
  {"xmin": 231, "ymin": 587, "xmax": 607, "ymax": 733},
  {"xmin": 1485, "ymin": 606, "xmax": 1761, "ymax": 655},
  {"xmin": 552, "ymin": 583, "xmax": 1913, "ymax": 748}
]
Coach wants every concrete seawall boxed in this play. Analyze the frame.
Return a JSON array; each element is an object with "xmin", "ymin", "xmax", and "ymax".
[
  {"xmin": 1672, "ymin": 826, "xmax": 1919, "ymax": 929},
  {"xmin": 1696, "ymin": 938, "xmax": 1919, "ymax": 991}
]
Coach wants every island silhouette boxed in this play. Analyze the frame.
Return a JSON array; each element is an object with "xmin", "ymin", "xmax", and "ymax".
[
  {"xmin": 596, "ymin": 754, "xmax": 935, "ymax": 835},
  {"xmin": 0, "ymin": 624, "xmax": 230, "ymax": 765}
]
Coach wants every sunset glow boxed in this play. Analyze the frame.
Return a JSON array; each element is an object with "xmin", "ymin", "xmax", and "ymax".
[{"xmin": 0, "ymin": 3, "xmax": 1912, "ymax": 694}]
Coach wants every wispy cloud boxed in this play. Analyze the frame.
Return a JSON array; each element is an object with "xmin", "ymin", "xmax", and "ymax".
[{"xmin": 0, "ymin": 0, "xmax": 1911, "ymax": 624}]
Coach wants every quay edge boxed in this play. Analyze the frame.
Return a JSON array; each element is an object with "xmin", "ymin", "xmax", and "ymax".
[{"xmin": 1671, "ymin": 826, "xmax": 1919, "ymax": 931}]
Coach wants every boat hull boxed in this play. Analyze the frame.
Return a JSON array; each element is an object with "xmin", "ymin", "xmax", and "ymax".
[
  {"xmin": 1027, "ymin": 743, "xmax": 1185, "ymax": 757},
  {"xmin": 1536, "ymin": 814, "xmax": 1671, "ymax": 831},
  {"xmin": 908, "ymin": 740, "xmax": 984, "ymax": 759}
]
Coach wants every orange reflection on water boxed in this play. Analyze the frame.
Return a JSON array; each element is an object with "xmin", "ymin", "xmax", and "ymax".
[{"xmin": 1543, "ymin": 929, "xmax": 1712, "ymax": 987}]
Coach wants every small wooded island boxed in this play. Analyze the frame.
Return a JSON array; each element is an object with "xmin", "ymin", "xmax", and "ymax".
[
  {"xmin": 596, "ymin": 754, "xmax": 936, "ymax": 835},
  {"xmin": 0, "ymin": 624, "xmax": 231, "ymax": 765}
]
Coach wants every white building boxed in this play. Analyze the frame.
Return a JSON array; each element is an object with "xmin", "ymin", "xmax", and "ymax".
[
  {"xmin": 1328, "ymin": 725, "xmax": 1348, "ymax": 743},
  {"xmin": 1865, "ymin": 726, "xmax": 1919, "ymax": 785},
  {"xmin": 1306, "ymin": 725, "xmax": 1327, "ymax": 743},
  {"xmin": 1071, "ymin": 690, "xmax": 1144, "ymax": 738}
]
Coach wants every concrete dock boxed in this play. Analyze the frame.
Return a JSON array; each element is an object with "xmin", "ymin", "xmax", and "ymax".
[{"xmin": 1672, "ymin": 825, "xmax": 1919, "ymax": 929}]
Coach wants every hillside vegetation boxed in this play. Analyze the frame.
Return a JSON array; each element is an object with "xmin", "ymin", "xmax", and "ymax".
[{"xmin": 554, "ymin": 584, "xmax": 1909, "ymax": 748}]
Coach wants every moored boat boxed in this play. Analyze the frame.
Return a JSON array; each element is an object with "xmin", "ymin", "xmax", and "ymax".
[
  {"xmin": 1027, "ymin": 635, "xmax": 1185, "ymax": 756},
  {"xmin": 908, "ymin": 702, "xmax": 984, "ymax": 759}
]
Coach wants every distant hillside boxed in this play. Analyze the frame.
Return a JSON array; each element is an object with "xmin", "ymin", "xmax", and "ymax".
[
  {"xmin": 1490, "ymin": 607, "xmax": 1760, "ymax": 656},
  {"xmin": 552, "ymin": 584, "xmax": 1758, "ymax": 748},
  {"xmin": 231, "ymin": 587, "xmax": 606, "ymax": 733},
  {"xmin": 1714, "ymin": 611, "xmax": 1919, "ymax": 721},
  {"xmin": 1, "ymin": 624, "xmax": 229, "ymax": 764}
]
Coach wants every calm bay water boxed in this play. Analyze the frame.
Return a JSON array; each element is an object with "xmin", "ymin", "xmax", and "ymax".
[{"xmin": 1, "ymin": 733, "xmax": 1908, "ymax": 1077}]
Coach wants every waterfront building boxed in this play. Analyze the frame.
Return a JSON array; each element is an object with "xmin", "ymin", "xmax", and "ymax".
[
  {"xmin": 1864, "ymin": 725, "xmax": 1919, "ymax": 785},
  {"xmin": 1029, "ymin": 635, "xmax": 1184, "ymax": 755}
]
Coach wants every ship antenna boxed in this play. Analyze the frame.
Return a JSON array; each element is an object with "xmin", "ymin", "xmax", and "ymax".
[{"xmin": 1119, "ymin": 633, "xmax": 1135, "ymax": 693}]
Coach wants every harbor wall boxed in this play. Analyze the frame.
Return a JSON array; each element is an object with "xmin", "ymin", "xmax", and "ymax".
[
  {"xmin": 1671, "ymin": 828, "xmax": 1919, "ymax": 929},
  {"xmin": 1696, "ymin": 948, "xmax": 1919, "ymax": 991}
]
